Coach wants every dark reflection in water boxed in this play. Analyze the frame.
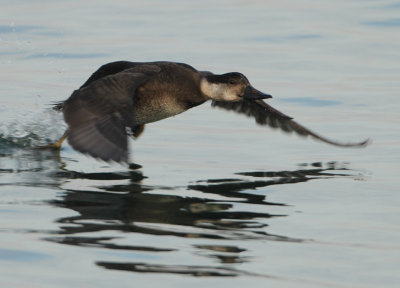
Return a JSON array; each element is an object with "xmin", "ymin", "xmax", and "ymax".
[
  {"xmin": 38, "ymin": 157, "xmax": 358, "ymax": 277},
  {"xmin": 97, "ymin": 261, "xmax": 242, "ymax": 277},
  {"xmin": 49, "ymin": 176, "xmax": 278, "ymax": 241},
  {"xmin": 0, "ymin": 146, "xmax": 360, "ymax": 277}
]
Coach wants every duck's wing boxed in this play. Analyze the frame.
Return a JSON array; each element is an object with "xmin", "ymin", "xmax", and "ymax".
[
  {"xmin": 211, "ymin": 99, "xmax": 369, "ymax": 147},
  {"xmin": 63, "ymin": 64, "xmax": 161, "ymax": 162},
  {"xmin": 54, "ymin": 61, "xmax": 143, "ymax": 111}
]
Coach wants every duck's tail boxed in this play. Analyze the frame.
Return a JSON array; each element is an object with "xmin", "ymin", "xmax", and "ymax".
[{"xmin": 51, "ymin": 101, "xmax": 65, "ymax": 111}]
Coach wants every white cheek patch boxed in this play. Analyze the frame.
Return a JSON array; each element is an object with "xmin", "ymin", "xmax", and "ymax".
[
  {"xmin": 210, "ymin": 84, "xmax": 223, "ymax": 99},
  {"xmin": 200, "ymin": 79, "xmax": 240, "ymax": 101},
  {"xmin": 200, "ymin": 80, "xmax": 222, "ymax": 100}
]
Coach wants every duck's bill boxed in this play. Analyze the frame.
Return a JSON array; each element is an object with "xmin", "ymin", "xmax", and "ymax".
[{"xmin": 242, "ymin": 86, "xmax": 272, "ymax": 100}]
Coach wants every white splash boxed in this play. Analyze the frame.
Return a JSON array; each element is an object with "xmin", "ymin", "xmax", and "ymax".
[{"xmin": 0, "ymin": 108, "xmax": 67, "ymax": 147}]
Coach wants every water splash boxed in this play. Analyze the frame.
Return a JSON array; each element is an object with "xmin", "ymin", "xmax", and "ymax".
[{"xmin": 0, "ymin": 108, "xmax": 66, "ymax": 148}]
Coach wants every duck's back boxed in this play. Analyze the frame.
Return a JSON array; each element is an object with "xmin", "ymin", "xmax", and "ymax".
[
  {"xmin": 80, "ymin": 61, "xmax": 140, "ymax": 88},
  {"xmin": 81, "ymin": 61, "xmax": 198, "ymax": 88}
]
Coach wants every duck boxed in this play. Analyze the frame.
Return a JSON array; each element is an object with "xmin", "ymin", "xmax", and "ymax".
[{"xmin": 52, "ymin": 61, "xmax": 369, "ymax": 163}]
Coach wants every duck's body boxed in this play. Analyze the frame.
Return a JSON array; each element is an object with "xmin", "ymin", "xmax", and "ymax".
[{"xmin": 56, "ymin": 61, "xmax": 368, "ymax": 162}]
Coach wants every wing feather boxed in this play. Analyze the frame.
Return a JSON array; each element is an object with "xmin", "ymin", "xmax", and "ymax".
[{"xmin": 212, "ymin": 99, "xmax": 369, "ymax": 147}]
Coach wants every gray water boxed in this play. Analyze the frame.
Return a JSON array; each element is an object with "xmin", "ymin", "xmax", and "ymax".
[{"xmin": 1, "ymin": 1, "xmax": 399, "ymax": 287}]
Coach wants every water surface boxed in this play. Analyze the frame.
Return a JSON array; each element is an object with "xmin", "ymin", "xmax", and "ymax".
[{"xmin": 1, "ymin": 1, "xmax": 399, "ymax": 287}]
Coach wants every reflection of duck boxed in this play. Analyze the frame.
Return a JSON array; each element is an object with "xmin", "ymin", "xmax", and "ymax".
[
  {"xmin": 46, "ymin": 162, "xmax": 361, "ymax": 277},
  {"xmin": 50, "ymin": 162, "xmax": 354, "ymax": 242},
  {"xmin": 51, "ymin": 61, "xmax": 368, "ymax": 162}
]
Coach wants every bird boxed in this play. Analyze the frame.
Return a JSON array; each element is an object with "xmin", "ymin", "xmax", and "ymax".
[{"xmin": 51, "ymin": 61, "xmax": 369, "ymax": 163}]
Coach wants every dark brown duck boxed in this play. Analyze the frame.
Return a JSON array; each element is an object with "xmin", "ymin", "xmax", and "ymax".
[{"xmin": 54, "ymin": 61, "xmax": 369, "ymax": 162}]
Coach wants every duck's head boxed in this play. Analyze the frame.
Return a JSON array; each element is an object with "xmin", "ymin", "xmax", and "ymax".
[{"xmin": 201, "ymin": 72, "xmax": 272, "ymax": 101}]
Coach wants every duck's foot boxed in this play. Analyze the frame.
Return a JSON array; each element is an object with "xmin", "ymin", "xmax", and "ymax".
[{"xmin": 32, "ymin": 131, "xmax": 67, "ymax": 150}]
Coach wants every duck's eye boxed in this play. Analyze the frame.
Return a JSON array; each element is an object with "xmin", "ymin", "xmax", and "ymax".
[{"xmin": 229, "ymin": 80, "xmax": 237, "ymax": 85}]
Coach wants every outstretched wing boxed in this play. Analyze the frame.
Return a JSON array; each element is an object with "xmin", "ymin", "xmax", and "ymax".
[
  {"xmin": 63, "ymin": 65, "xmax": 160, "ymax": 162},
  {"xmin": 211, "ymin": 99, "xmax": 369, "ymax": 147}
]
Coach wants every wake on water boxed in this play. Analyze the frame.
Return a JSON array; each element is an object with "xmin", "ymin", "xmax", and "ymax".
[{"xmin": 0, "ymin": 108, "xmax": 67, "ymax": 149}]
